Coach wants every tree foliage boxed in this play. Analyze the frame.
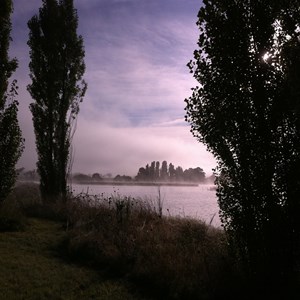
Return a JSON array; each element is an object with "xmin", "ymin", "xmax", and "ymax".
[
  {"xmin": 0, "ymin": 0, "xmax": 24, "ymax": 203},
  {"xmin": 136, "ymin": 161, "xmax": 205, "ymax": 183},
  {"xmin": 27, "ymin": 0, "xmax": 87, "ymax": 202},
  {"xmin": 186, "ymin": 0, "xmax": 300, "ymax": 291}
]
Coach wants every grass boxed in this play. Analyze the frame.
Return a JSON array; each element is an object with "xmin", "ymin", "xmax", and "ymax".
[
  {"xmin": 65, "ymin": 191, "xmax": 242, "ymax": 299},
  {"xmin": 0, "ymin": 217, "xmax": 149, "ymax": 300},
  {"xmin": 0, "ymin": 183, "xmax": 245, "ymax": 299},
  {"xmin": 0, "ymin": 183, "xmax": 152, "ymax": 300}
]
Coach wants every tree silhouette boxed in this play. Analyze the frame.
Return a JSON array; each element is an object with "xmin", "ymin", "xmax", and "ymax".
[
  {"xmin": 135, "ymin": 161, "xmax": 205, "ymax": 183},
  {"xmin": 186, "ymin": 0, "xmax": 300, "ymax": 293},
  {"xmin": 149, "ymin": 161, "xmax": 155, "ymax": 180},
  {"xmin": 155, "ymin": 161, "xmax": 160, "ymax": 180},
  {"xmin": 168, "ymin": 163, "xmax": 175, "ymax": 181},
  {"xmin": 0, "ymin": 0, "xmax": 24, "ymax": 203},
  {"xmin": 160, "ymin": 160, "xmax": 168, "ymax": 181},
  {"xmin": 27, "ymin": 0, "xmax": 87, "ymax": 202},
  {"xmin": 175, "ymin": 166, "xmax": 184, "ymax": 181}
]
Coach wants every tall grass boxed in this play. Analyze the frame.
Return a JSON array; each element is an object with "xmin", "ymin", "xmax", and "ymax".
[
  {"xmin": 0, "ymin": 182, "xmax": 38, "ymax": 231},
  {"xmin": 65, "ymin": 191, "xmax": 242, "ymax": 299},
  {"xmin": 5, "ymin": 183, "xmax": 245, "ymax": 299}
]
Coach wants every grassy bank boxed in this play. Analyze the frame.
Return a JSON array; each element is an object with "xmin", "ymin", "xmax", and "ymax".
[
  {"xmin": 0, "ymin": 217, "xmax": 151, "ymax": 300},
  {"xmin": 0, "ymin": 183, "xmax": 244, "ymax": 299}
]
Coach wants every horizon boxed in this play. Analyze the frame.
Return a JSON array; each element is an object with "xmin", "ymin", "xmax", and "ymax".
[{"xmin": 18, "ymin": 160, "xmax": 214, "ymax": 179}]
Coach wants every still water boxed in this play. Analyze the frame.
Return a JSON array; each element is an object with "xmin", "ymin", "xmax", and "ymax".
[{"xmin": 71, "ymin": 184, "xmax": 221, "ymax": 227}]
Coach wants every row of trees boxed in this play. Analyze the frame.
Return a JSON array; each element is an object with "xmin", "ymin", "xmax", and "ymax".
[
  {"xmin": 135, "ymin": 161, "xmax": 205, "ymax": 182},
  {"xmin": 0, "ymin": 0, "xmax": 86, "ymax": 205},
  {"xmin": 186, "ymin": 0, "xmax": 300, "ymax": 295},
  {"xmin": 72, "ymin": 173, "xmax": 132, "ymax": 182}
]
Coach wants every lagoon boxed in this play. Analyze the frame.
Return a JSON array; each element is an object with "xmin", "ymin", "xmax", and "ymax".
[{"xmin": 71, "ymin": 183, "xmax": 221, "ymax": 227}]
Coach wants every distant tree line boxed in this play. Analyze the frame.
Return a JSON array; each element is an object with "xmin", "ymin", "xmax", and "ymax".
[
  {"xmin": 69, "ymin": 163, "xmax": 207, "ymax": 184},
  {"xmin": 17, "ymin": 168, "xmax": 39, "ymax": 181},
  {"xmin": 72, "ymin": 172, "xmax": 132, "ymax": 182},
  {"xmin": 135, "ymin": 161, "xmax": 205, "ymax": 183}
]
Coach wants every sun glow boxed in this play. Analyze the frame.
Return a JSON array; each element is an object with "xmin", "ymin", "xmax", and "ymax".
[{"xmin": 262, "ymin": 52, "xmax": 271, "ymax": 62}]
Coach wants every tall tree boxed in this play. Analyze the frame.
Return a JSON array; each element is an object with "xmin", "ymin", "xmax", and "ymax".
[
  {"xmin": 186, "ymin": 0, "xmax": 300, "ymax": 293},
  {"xmin": 175, "ymin": 166, "xmax": 184, "ymax": 181},
  {"xmin": 136, "ymin": 167, "xmax": 147, "ymax": 181},
  {"xmin": 160, "ymin": 161, "xmax": 168, "ymax": 181},
  {"xmin": 27, "ymin": 0, "xmax": 87, "ymax": 202},
  {"xmin": 168, "ymin": 163, "xmax": 176, "ymax": 181},
  {"xmin": 155, "ymin": 161, "xmax": 160, "ymax": 180},
  {"xmin": 149, "ymin": 161, "xmax": 155, "ymax": 180},
  {"xmin": 0, "ymin": 0, "xmax": 24, "ymax": 203}
]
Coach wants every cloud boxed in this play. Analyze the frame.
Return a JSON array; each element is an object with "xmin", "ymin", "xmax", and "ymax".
[
  {"xmin": 80, "ymin": 10, "xmax": 200, "ymax": 126},
  {"xmin": 152, "ymin": 118, "xmax": 187, "ymax": 127}
]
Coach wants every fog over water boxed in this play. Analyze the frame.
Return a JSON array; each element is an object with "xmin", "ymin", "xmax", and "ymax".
[{"xmin": 71, "ymin": 184, "xmax": 221, "ymax": 227}]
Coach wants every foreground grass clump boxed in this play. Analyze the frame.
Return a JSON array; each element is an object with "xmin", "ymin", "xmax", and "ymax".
[{"xmin": 65, "ymin": 192, "xmax": 241, "ymax": 299}]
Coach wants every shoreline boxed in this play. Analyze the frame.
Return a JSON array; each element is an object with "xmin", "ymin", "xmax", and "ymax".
[
  {"xmin": 17, "ymin": 180, "xmax": 216, "ymax": 188},
  {"xmin": 70, "ymin": 180, "xmax": 200, "ymax": 187}
]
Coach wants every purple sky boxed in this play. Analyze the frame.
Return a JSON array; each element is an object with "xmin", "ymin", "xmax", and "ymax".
[{"xmin": 11, "ymin": 0, "xmax": 216, "ymax": 177}]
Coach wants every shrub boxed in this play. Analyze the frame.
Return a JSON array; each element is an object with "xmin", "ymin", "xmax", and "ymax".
[{"xmin": 0, "ymin": 193, "xmax": 26, "ymax": 232}]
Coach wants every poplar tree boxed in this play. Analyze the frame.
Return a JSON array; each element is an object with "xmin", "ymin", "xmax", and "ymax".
[
  {"xmin": 0, "ymin": 0, "xmax": 24, "ymax": 203},
  {"xmin": 186, "ymin": 0, "xmax": 300, "ymax": 293},
  {"xmin": 27, "ymin": 0, "xmax": 87, "ymax": 202}
]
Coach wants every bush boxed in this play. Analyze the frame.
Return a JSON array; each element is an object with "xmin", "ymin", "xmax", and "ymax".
[
  {"xmin": 7, "ymin": 182, "xmax": 71, "ymax": 221},
  {"xmin": 0, "ymin": 195, "xmax": 26, "ymax": 232}
]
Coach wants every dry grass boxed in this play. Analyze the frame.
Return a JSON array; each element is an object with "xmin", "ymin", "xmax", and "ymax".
[
  {"xmin": 2, "ymin": 183, "xmax": 245, "ymax": 299},
  {"xmin": 64, "ymin": 192, "xmax": 241, "ymax": 299},
  {"xmin": 0, "ymin": 218, "xmax": 150, "ymax": 299}
]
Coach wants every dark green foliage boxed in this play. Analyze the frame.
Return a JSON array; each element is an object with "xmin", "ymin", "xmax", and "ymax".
[
  {"xmin": 0, "ymin": 0, "xmax": 17, "ymax": 110},
  {"xmin": 0, "ymin": 0, "xmax": 24, "ymax": 203},
  {"xmin": 185, "ymin": 0, "xmax": 300, "ymax": 293},
  {"xmin": 27, "ymin": 0, "xmax": 87, "ymax": 202}
]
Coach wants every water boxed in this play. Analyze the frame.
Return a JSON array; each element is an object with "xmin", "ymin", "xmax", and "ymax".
[{"xmin": 71, "ymin": 183, "xmax": 221, "ymax": 227}]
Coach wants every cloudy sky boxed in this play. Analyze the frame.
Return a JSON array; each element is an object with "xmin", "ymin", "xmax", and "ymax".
[{"xmin": 11, "ymin": 0, "xmax": 216, "ymax": 177}]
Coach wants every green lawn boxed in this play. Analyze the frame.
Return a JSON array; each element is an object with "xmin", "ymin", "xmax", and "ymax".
[{"xmin": 0, "ymin": 218, "xmax": 147, "ymax": 300}]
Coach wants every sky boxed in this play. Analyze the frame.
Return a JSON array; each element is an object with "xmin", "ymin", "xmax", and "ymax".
[{"xmin": 11, "ymin": 0, "xmax": 216, "ymax": 177}]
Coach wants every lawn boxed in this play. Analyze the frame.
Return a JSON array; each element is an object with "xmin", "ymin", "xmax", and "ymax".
[{"xmin": 0, "ymin": 218, "xmax": 148, "ymax": 300}]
